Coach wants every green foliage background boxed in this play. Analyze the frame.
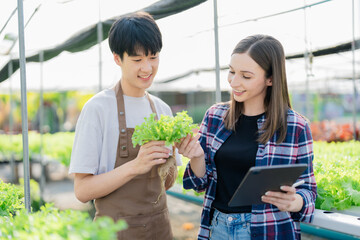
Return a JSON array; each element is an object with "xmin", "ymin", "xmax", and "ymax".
[
  {"xmin": 313, "ymin": 141, "xmax": 360, "ymax": 210},
  {"xmin": 176, "ymin": 141, "xmax": 360, "ymax": 211},
  {"xmin": 0, "ymin": 204, "xmax": 126, "ymax": 240},
  {"xmin": 0, "ymin": 180, "xmax": 126, "ymax": 239},
  {"xmin": 1, "ymin": 132, "xmax": 359, "ymax": 211}
]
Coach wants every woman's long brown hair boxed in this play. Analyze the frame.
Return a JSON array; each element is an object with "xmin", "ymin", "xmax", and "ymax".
[{"xmin": 224, "ymin": 35, "xmax": 291, "ymax": 144}]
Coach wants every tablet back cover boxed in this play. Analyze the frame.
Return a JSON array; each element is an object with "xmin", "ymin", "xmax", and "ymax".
[{"xmin": 228, "ymin": 164, "xmax": 307, "ymax": 207}]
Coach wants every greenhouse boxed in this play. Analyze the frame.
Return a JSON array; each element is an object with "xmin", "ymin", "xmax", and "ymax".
[{"xmin": 0, "ymin": 0, "xmax": 359, "ymax": 239}]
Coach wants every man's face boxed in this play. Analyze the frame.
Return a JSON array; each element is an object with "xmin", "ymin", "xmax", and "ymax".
[{"xmin": 114, "ymin": 50, "xmax": 159, "ymax": 97}]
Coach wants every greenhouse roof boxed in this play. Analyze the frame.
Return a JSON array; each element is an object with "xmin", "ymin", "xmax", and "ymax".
[{"xmin": 0, "ymin": 0, "xmax": 358, "ymax": 91}]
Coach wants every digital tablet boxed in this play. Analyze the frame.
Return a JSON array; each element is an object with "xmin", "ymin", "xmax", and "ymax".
[{"xmin": 228, "ymin": 164, "xmax": 307, "ymax": 207}]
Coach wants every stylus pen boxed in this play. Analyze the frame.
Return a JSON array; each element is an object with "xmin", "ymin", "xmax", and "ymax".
[{"xmin": 292, "ymin": 180, "xmax": 305, "ymax": 188}]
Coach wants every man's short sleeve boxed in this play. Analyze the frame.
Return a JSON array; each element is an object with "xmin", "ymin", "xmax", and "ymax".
[{"xmin": 69, "ymin": 103, "xmax": 103, "ymax": 175}]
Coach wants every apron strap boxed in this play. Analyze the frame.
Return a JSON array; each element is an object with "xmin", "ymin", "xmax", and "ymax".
[
  {"xmin": 114, "ymin": 81, "xmax": 129, "ymax": 157},
  {"xmin": 145, "ymin": 91, "xmax": 158, "ymax": 120},
  {"xmin": 114, "ymin": 81, "xmax": 158, "ymax": 158}
]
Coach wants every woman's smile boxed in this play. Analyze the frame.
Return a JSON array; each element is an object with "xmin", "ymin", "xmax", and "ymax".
[{"xmin": 233, "ymin": 89, "xmax": 246, "ymax": 96}]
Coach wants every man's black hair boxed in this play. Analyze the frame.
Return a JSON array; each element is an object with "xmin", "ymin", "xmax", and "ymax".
[{"xmin": 108, "ymin": 12, "xmax": 162, "ymax": 60}]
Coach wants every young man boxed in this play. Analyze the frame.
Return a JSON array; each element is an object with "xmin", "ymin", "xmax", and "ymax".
[{"xmin": 69, "ymin": 12, "xmax": 180, "ymax": 239}]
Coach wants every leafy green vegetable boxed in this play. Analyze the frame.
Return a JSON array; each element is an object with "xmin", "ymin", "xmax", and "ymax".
[
  {"xmin": 42, "ymin": 132, "xmax": 74, "ymax": 166},
  {"xmin": 18, "ymin": 178, "xmax": 43, "ymax": 212},
  {"xmin": 132, "ymin": 111, "xmax": 199, "ymax": 147},
  {"xmin": 0, "ymin": 131, "xmax": 74, "ymax": 167},
  {"xmin": 0, "ymin": 204, "xmax": 127, "ymax": 240},
  {"xmin": 0, "ymin": 180, "xmax": 127, "ymax": 239},
  {"xmin": 0, "ymin": 180, "xmax": 24, "ymax": 217},
  {"xmin": 313, "ymin": 140, "xmax": 360, "ymax": 210}
]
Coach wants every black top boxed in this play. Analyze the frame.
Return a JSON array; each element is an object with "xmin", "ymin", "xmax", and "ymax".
[{"xmin": 212, "ymin": 113, "xmax": 264, "ymax": 213}]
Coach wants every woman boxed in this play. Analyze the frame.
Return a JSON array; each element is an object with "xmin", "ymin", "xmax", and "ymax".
[{"xmin": 176, "ymin": 35, "xmax": 317, "ymax": 240}]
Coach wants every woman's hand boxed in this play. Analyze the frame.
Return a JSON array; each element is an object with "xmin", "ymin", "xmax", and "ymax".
[
  {"xmin": 175, "ymin": 134, "xmax": 206, "ymax": 178},
  {"xmin": 175, "ymin": 134, "xmax": 204, "ymax": 160},
  {"xmin": 261, "ymin": 185, "xmax": 304, "ymax": 212}
]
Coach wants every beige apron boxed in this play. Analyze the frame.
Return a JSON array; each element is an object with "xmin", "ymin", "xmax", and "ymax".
[{"xmin": 94, "ymin": 81, "xmax": 173, "ymax": 240}]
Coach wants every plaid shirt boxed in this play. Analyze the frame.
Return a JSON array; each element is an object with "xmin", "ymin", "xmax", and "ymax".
[{"xmin": 183, "ymin": 103, "xmax": 317, "ymax": 240}]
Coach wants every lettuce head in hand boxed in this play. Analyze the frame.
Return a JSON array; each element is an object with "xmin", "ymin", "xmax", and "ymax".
[{"xmin": 131, "ymin": 111, "xmax": 199, "ymax": 148}]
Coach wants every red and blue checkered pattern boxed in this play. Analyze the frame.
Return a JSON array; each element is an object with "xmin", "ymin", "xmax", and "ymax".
[{"xmin": 183, "ymin": 103, "xmax": 317, "ymax": 240}]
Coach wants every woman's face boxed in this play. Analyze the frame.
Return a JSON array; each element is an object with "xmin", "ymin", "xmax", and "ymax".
[{"xmin": 228, "ymin": 53, "xmax": 272, "ymax": 115}]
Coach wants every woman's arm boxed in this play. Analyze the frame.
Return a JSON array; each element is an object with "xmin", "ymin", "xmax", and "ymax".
[
  {"xmin": 262, "ymin": 120, "xmax": 316, "ymax": 221},
  {"xmin": 181, "ymin": 109, "xmax": 211, "ymax": 192},
  {"xmin": 176, "ymin": 134, "xmax": 206, "ymax": 178},
  {"xmin": 290, "ymin": 121, "xmax": 317, "ymax": 222}
]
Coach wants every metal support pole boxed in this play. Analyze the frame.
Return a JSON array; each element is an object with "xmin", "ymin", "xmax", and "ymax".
[
  {"xmin": 351, "ymin": 0, "xmax": 358, "ymax": 140},
  {"xmin": 303, "ymin": 0, "xmax": 311, "ymax": 118},
  {"xmin": 39, "ymin": 51, "xmax": 46, "ymax": 203},
  {"xmin": 213, "ymin": 0, "xmax": 221, "ymax": 103},
  {"xmin": 8, "ymin": 57, "xmax": 17, "ymax": 184},
  {"xmin": 97, "ymin": 0, "xmax": 103, "ymax": 92},
  {"xmin": 8, "ymin": 4, "xmax": 41, "ymax": 56},
  {"xmin": 17, "ymin": 0, "xmax": 31, "ymax": 212}
]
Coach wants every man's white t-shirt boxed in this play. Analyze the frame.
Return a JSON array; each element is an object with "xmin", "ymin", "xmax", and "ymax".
[{"xmin": 69, "ymin": 88, "xmax": 181, "ymax": 176}]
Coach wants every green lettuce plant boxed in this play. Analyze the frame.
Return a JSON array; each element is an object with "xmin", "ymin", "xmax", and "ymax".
[
  {"xmin": 0, "ymin": 132, "xmax": 74, "ymax": 167},
  {"xmin": 0, "ymin": 204, "xmax": 127, "ymax": 240},
  {"xmin": 314, "ymin": 141, "xmax": 360, "ymax": 210},
  {"xmin": 0, "ymin": 180, "xmax": 24, "ymax": 217},
  {"xmin": 132, "ymin": 111, "xmax": 198, "ymax": 147}
]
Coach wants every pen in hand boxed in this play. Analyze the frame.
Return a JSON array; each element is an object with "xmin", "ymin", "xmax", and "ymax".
[{"xmin": 291, "ymin": 180, "xmax": 305, "ymax": 188}]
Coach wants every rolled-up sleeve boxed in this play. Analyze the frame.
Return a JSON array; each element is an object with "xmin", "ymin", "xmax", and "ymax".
[{"xmin": 183, "ymin": 162, "xmax": 208, "ymax": 192}]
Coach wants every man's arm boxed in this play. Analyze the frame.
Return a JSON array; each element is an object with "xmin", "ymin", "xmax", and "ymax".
[
  {"xmin": 74, "ymin": 141, "xmax": 170, "ymax": 203},
  {"xmin": 74, "ymin": 160, "xmax": 137, "ymax": 203}
]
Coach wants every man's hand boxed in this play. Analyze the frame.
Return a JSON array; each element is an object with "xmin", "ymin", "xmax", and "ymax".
[{"xmin": 131, "ymin": 141, "xmax": 170, "ymax": 175}]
